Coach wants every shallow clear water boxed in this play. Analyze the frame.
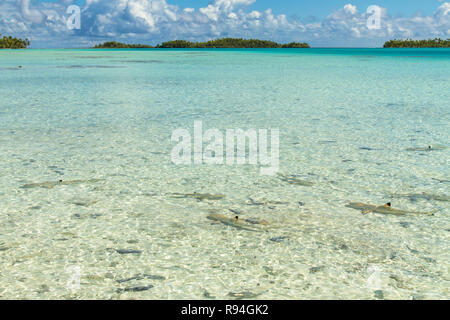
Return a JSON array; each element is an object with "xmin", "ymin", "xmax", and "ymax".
[{"xmin": 0, "ymin": 48, "xmax": 449, "ymax": 300}]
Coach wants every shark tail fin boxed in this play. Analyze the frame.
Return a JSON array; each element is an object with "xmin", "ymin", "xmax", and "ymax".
[{"xmin": 416, "ymin": 209, "xmax": 439, "ymax": 216}]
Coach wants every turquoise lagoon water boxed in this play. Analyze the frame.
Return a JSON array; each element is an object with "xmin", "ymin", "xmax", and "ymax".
[{"xmin": 0, "ymin": 48, "xmax": 448, "ymax": 299}]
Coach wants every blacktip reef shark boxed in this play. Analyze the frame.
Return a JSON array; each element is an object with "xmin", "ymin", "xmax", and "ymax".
[
  {"xmin": 21, "ymin": 179, "xmax": 103, "ymax": 189},
  {"xmin": 246, "ymin": 198, "xmax": 290, "ymax": 206},
  {"xmin": 207, "ymin": 214, "xmax": 268, "ymax": 232},
  {"xmin": 432, "ymin": 178, "xmax": 450, "ymax": 183},
  {"xmin": 228, "ymin": 291, "xmax": 265, "ymax": 299},
  {"xmin": 277, "ymin": 173, "xmax": 314, "ymax": 186},
  {"xmin": 390, "ymin": 192, "xmax": 450, "ymax": 202},
  {"xmin": 169, "ymin": 192, "xmax": 225, "ymax": 201},
  {"xmin": 406, "ymin": 145, "xmax": 447, "ymax": 152},
  {"xmin": 346, "ymin": 202, "xmax": 436, "ymax": 216}
]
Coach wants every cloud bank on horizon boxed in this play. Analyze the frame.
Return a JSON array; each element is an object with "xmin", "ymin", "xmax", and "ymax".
[{"xmin": 0, "ymin": 0, "xmax": 449, "ymax": 47}]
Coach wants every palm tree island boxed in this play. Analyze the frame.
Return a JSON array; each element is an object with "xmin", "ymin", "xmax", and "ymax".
[
  {"xmin": 0, "ymin": 34, "xmax": 30, "ymax": 49},
  {"xmin": 93, "ymin": 41, "xmax": 153, "ymax": 49},
  {"xmin": 383, "ymin": 38, "xmax": 450, "ymax": 48},
  {"xmin": 93, "ymin": 38, "xmax": 310, "ymax": 49}
]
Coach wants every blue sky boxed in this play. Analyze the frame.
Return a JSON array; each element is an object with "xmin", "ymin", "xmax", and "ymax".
[
  {"xmin": 37, "ymin": 0, "xmax": 442, "ymax": 18},
  {"xmin": 2, "ymin": 0, "xmax": 450, "ymax": 47},
  {"xmin": 175, "ymin": 0, "xmax": 440, "ymax": 18}
]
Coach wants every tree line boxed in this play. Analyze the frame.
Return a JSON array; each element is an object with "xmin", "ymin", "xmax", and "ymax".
[
  {"xmin": 0, "ymin": 34, "xmax": 30, "ymax": 49},
  {"xmin": 383, "ymin": 38, "xmax": 450, "ymax": 48},
  {"xmin": 92, "ymin": 41, "xmax": 153, "ymax": 49},
  {"xmin": 93, "ymin": 38, "xmax": 310, "ymax": 49}
]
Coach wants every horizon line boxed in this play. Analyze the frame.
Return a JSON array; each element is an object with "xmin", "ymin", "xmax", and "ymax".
[{"xmin": 9, "ymin": 47, "xmax": 450, "ymax": 50}]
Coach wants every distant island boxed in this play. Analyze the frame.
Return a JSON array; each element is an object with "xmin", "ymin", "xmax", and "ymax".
[
  {"xmin": 383, "ymin": 38, "xmax": 450, "ymax": 48},
  {"xmin": 93, "ymin": 41, "xmax": 153, "ymax": 49},
  {"xmin": 0, "ymin": 34, "xmax": 30, "ymax": 49},
  {"xmin": 93, "ymin": 38, "xmax": 310, "ymax": 49},
  {"xmin": 156, "ymin": 38, "xmax": 310, "ymax": 48}
]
